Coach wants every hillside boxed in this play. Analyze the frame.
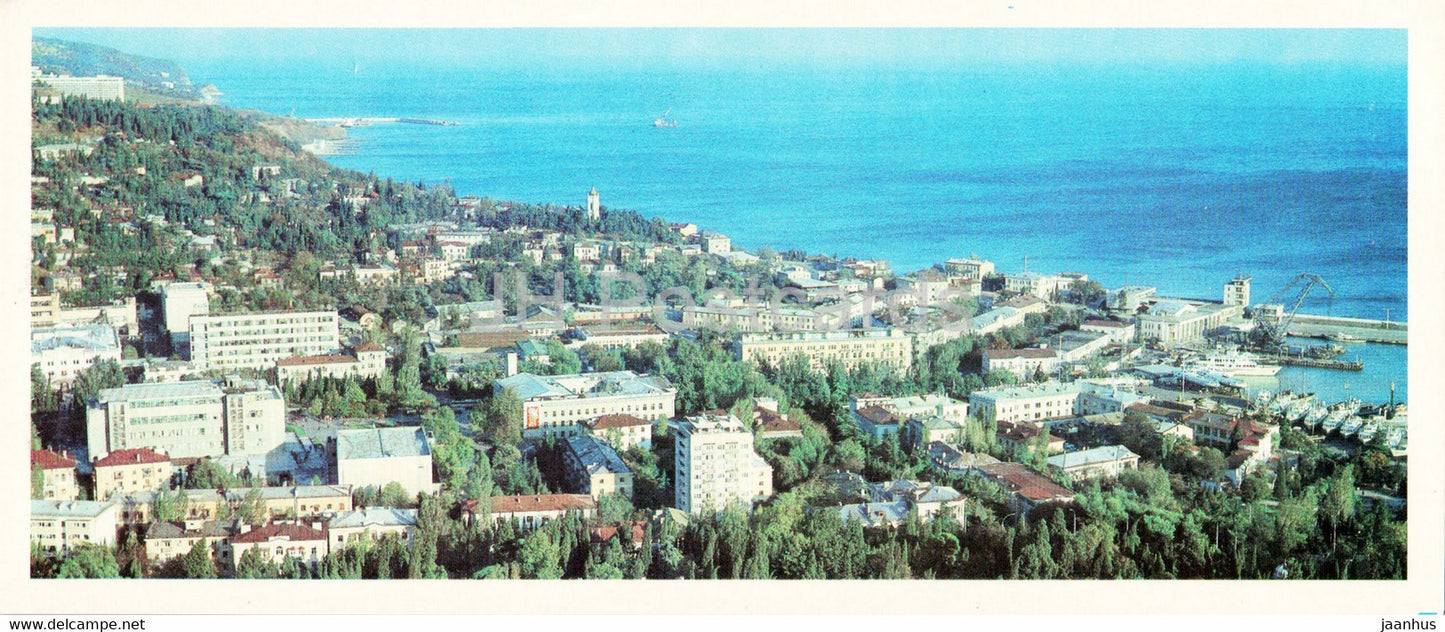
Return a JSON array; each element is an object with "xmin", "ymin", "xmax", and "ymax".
[{"xmin": 32, "ymin": 37, "xmax": 204, "ymax": 99}]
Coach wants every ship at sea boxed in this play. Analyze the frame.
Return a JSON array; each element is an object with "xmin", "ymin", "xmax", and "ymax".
[{"xmin": 653, "ymin": 107, "xmax": 677, "ymax": 128}]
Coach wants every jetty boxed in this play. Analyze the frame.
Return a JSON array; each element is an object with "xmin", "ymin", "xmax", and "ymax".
[
  {"xmin": 1263, "ymin": 355, "xmax": 1364, "ymax": 371},
  {"xmin": 306, "ymin": 117, "xmax": 460, "ymax": 127},
  {"xmin": 1287, "ymin": 314, "xmax": 1407, "ymax": 346}
]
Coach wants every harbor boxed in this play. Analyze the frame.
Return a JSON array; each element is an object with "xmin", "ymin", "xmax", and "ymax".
[{"xmin": 1286, "ymin": 313, "xmax": 1408, "ymax": 345}]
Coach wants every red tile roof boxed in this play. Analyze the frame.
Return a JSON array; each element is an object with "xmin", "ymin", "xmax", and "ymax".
[
  {"xmin": 232, "ymin": 521, "xmax": 328, "ymax": 544},
  {"xmin": 978, "ymin": 463, "xmax": 1075, "ymax": 502},
  {"xmin": 31, "ymin": 449, "xmax": 76, "ymax": 471},
  {"xmin": 756, "ymin": 408, "xmax": 802, "ymax": 433},
  {"xmin": 93, "ymin": 448, "xmax": 170, "ymax": 469},
  {"xmin": 472, "ymin": 494, "xmax": 597, "ymax": 515},
  {"xmin": 352, "ymin": 342, "xmax": 385, "ymax": 353},
  {"xmin": 589, "ymin": 521, "xmax": 647, "ymax": 545},
  {"xmin": 856, "ymin": 405, "xmax": 899, "ymax": 426},
  {"xmin": 590, "ymin": 413, "xmax": 650, "ymax": 431},
  {"xmin": 275, "ymin": 353, "xmax": 356, "ymax": 367}
]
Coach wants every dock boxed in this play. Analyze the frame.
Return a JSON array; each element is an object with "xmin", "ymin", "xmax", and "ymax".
[
  {"xmin": 1263, "ymin": 355, "xmax": 1364, "ymax": 371},
  {"xmin": 306, "ymin": 117, "xmax": 460, "ymax": 127},
  {"xmin": 1286, "ymin": 314, "xmax": 1407, "ymax": 346}
]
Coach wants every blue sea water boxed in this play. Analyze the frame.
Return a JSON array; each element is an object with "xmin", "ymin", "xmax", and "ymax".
[{"xmin": 70, "ymin": 31, "xmax": 1409, "ymax": 403}]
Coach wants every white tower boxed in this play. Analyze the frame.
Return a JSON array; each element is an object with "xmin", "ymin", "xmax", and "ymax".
[
  {"xmin": 1224, "ymin": 274, "xmax": 1251, "ymax": 307},
  {"xmin": 586, "ymin": 187, "xmax": 600, "ymax": 221}
]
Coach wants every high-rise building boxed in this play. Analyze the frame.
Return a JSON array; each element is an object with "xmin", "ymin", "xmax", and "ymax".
[
  {"xmin": 734, "ymin": 328, "xmax": 913, "ymax": 372},
  {"xmin": 161, "ymin": 282, "xmax": 211, "ymax": 349},
  {"xmin": 673, "ymin": 413, "xmax": 773, "ymax": 514},
  {"xmin": 188, "ymin": 310, "xmax": 340, "ymax": 371},
  {"xmin": 85, "ymin": 378, "xmax": 285, "ymax": 460}
]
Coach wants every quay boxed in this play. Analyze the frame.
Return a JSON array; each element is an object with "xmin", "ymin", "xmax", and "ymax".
[
  {"xmin": 1263, "ymin": 355, "xmax": 1364, "ymax": 371},
  {"xmin": 306, "ymin": 116, "xmax": 459, "ymax": 127},
  {"xmin": 1286, "ymin": 314, "xmax": 1407, "ymax": 346}
]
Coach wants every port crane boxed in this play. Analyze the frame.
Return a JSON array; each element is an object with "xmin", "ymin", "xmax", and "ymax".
[{"xmin": 1250, "ymin": 272, "xmax": 1334, "ymax": 351}]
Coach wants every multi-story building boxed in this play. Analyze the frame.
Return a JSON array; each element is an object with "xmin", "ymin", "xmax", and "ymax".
[
  {"xmin": 1136, "ymin": 300, "xmax": 1242, "ymax": 346},
  {"xmin": 570, "ymin": 323, "xmax": 670, "ymax": 350},
  {"xmin": 495, "ymin": 371, "xmax": 677, "ymax": 440},
  {"xmin": 144, "ymin": 519, "xmax": 233, "ymax": 569},
  {"xmin": 188, "ymin": 310, "xmax": 340, "ymax": 371},
  {"xmin": 1047, "ymin": 445, "xmax": 1141, "ymax": 482},
  {"xmin": 30, "ymin": 499, "xmax": 120, "ymax": 556},
  {"xmin": 586, "ymin": 413, "xmax": 653, "ymax": 451},
  {"xmin": 229, "ymin": 521, "xmax": 329, "ymax": 573},
  {"xmin": 467, "ymin": 494, "xmax": 597, "ymax": 529},
  {"xmin": 969, "ymin": 382, "xmax": 1084, "ymax": 425},
  {"xmin": 92, "ymin": 448, "xmax": 173, "ymax": 500},
  {"xmin": 1224, "ymin": 275, "xmax": 1252, "ymax": 307},
  {"xmin": 115, "ymin": 485, "xmax": 355, "ymax": 525},
  {"xmin": 33, "ymin": 73, "xmax": 126, "ymax": 101},
  {"xmin": 982, "ymin": 348, "xmax": 1060, "ymax": 378},
  {"xmin": 673, "ymin": 413, "xmax": 773, "ymax": 514},
  {"xmin": 563, "ymin": 435, "xmax": 634, "ymax": 500},
  {"xmin": 683, "ymin": 302, "xmax": 819, "ymax": 333},
  {"xmin": 274, "ymin": 342, "xmax": 388, "ymax": 385},
  {"xmin": 702, "ymin": 232, "xmax": 731, "ymax": 254},
  {"xmin": 1004, "ymin": 272, "xmax": 1068, "ymax": 299},
  {"xmin": 972, "ymin": 463, "xmax": 1076, "ymax": 513},
  {"xmin": 161, "ymin": 281, "xmax": 211, "ymax": 349},
  {"xmin": 734, "ymin": 328, "xmax": 913, "ymax": 372},
  {"xmin": 1080, "ymin": 319, "xmax": 1136, "ymax": 344},
  {"xmin": 328, "ymin": 508, "xmax": 417, "ymax": 548},
  {"xmin": 944, "ymin": 257, "xmax": 995, "ymax": 281},
  {"xmin": 332, "ymin": 426, "xmax": 437, "ymax": 497},
  {"xmin": 30, "ymin": 450, "xmax": 79, "ymax": 501},
  {"xmin": 31, "ymin": 324, "xmax": 121, "ymax": 387},
  {"xmin": 85, "ymin": 378, "xmax": 286, "ymax": 461}
]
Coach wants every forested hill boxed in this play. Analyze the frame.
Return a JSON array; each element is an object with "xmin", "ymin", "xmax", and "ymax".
[{"xmin": 33, "ymin": 37, "xmax": 206, "ymax": 99}]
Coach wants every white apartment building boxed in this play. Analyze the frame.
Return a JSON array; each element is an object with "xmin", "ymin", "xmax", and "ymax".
[
  {"xmin": 945, "ymin": 257, "xmax": 995, "ymax": 281},
  {"xmin": 86, "ymin": 378, "xmax": 285, "ymax": 461},
  {"xmin": 31, "ymin": 324, "xmax": 121, "ymax": 386},
  {"xmin": 161, "ymin": 281, "xmax": 211, "ymax": 348},
  {"xmin": 982, "ymin": 348, "xmax": 1061, "ymax": 377},
  {"xmin": 1080, "ymin": 319, "xmax": 1136, "ymax": 344},
  {"xmin": 683, "ymin": 302, "xmax": 819, "ymax": 333},
  {"xmin": 673, "ymin": 413, "xmax": 773, "ymax": 515},
  {"xmin": 734, "ymin": 328, "xmax": 913, "ymax": 372},
  {"xmin": 495, "ymin": 371, "xmax": 677, "ymax": 440},
  {"xmin": 968, "ymin": 382, "xmax": 1085, "ymax": 425},
  {"xmin": 188, "ymin": 310, "xmax": 340, "ymax": 371},
  {"xmin": 30, "ymin": 499, "xmax": 120, "ymax": 556},
  {"xmin": 1004, "ymin": 272, "xmax": 1068, "ymax": 299},
  {"xmin": 34, "ymin": 74, "xmax": 126, "ymax": 102}
]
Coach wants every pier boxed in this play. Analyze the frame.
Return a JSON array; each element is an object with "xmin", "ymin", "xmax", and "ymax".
[
  {"xmin": 1286, "ymin": 314, "xmax": 1408, "ymax": 346},
  {"xmin": 306, "ymin": 117, "xmax": 460, "ymax": 127},
  {"xmin": 1263, "ymin": 355, "xmax": 1364, "ymax": 371}
]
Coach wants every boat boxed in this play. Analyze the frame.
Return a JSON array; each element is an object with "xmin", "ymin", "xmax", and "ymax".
[
  {"xmin": 1326, "ymin": 332, "xmax": 1363, "ymax": 343},
  {"xmin": 1304, "ymin": 405, "xmax": 1329, "ymax": 430},
  {"xmin": 1186, "ymin": 351, "xmax": 1282, "ymax": 377},
  {"xmin": 1321, "ymin": 409, "xmax": 1348, "ymax": 433},
  {"xmin": 653, "ymin": 107, "xmax": 677, "ymax": 128},
  {"xmin": 1340, "ymin": 416, "xmax": 1365, "ymax": 438},
  {"xmin": 1357, "ymin": 421, "xmax": 1379, "ymax": 444}
]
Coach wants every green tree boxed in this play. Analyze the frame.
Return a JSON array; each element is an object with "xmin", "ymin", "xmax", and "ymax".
[
  {"xmin": 236, "ymin": 546, "xmax": 281, "ymax": 578},
  {"xmin": 55, "ymin": 544, "xmax": 121, "ymax": 578},
  {"xmin": 482, "ymin": 387, "xmax": 524, "ymax": 446}
]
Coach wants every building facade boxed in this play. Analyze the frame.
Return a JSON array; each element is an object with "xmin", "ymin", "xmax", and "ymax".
[
  {"xmin": 333, "ymin": 426, "xmax": 437, "ymax": 496},
  {"xmin": 969, "ymin": 382, "xmax": 1084, "ymax": 425},
  {"xmin": 188, "ymin": 310, "xmax": 341, "ymax": 371},
  {"xmin": 30, "ymin": 499, "xmax": 119, "ymax": 556},
  {"xmin": 93, "ymin": 448, "xmax": 173, "ymax": 500},
  {"xmin": 495, "ymin": 371, "xmax": 677, "ymax": 440},
  {"xmin": 734, "ymin": 328, "xmax": 913, "ymax": 372},
  {"xmin": 563, "ymin": 435, "xmax": 634, "ymax": 500},
  {"xmin": 673, "ymin": 413, "xmax": 774, "ymax": 514},
  {"xmin": 86, "ymin": 378, "xmax": 286, "ymax": 461},
  {"xmin": 31, "ymin": 324, "xmax": 121, "ymax": 387},
  {"xmin": 31, "ymin": 450, "xmax": 80, "ymax": 501}
]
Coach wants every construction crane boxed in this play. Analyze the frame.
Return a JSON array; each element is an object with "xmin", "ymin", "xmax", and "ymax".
[{"xmin": 1250, "ymin": 273, "xmax": 1334, "ymax": 351}]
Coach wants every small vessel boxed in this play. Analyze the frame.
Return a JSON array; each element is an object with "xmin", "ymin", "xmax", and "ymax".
[
  {"xmin": 1357, "ymin": 421, "xmax": 1379, "ymax": 444},
  {"xmin": 1340, "ymin": 416, "xmax": 1365, "ymax": 438},
  {"xmin": 1326, "ymin": 332, "xmax": 1363, "ymax": 343},
  {"xmin": 653, "ymin": 107, "xmax": 677, "ymax": 128}
]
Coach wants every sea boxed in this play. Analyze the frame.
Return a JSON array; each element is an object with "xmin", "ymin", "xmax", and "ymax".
[{"xmin": 70, "ymin": 31, "xmax": 1410, "ymax": 404}]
